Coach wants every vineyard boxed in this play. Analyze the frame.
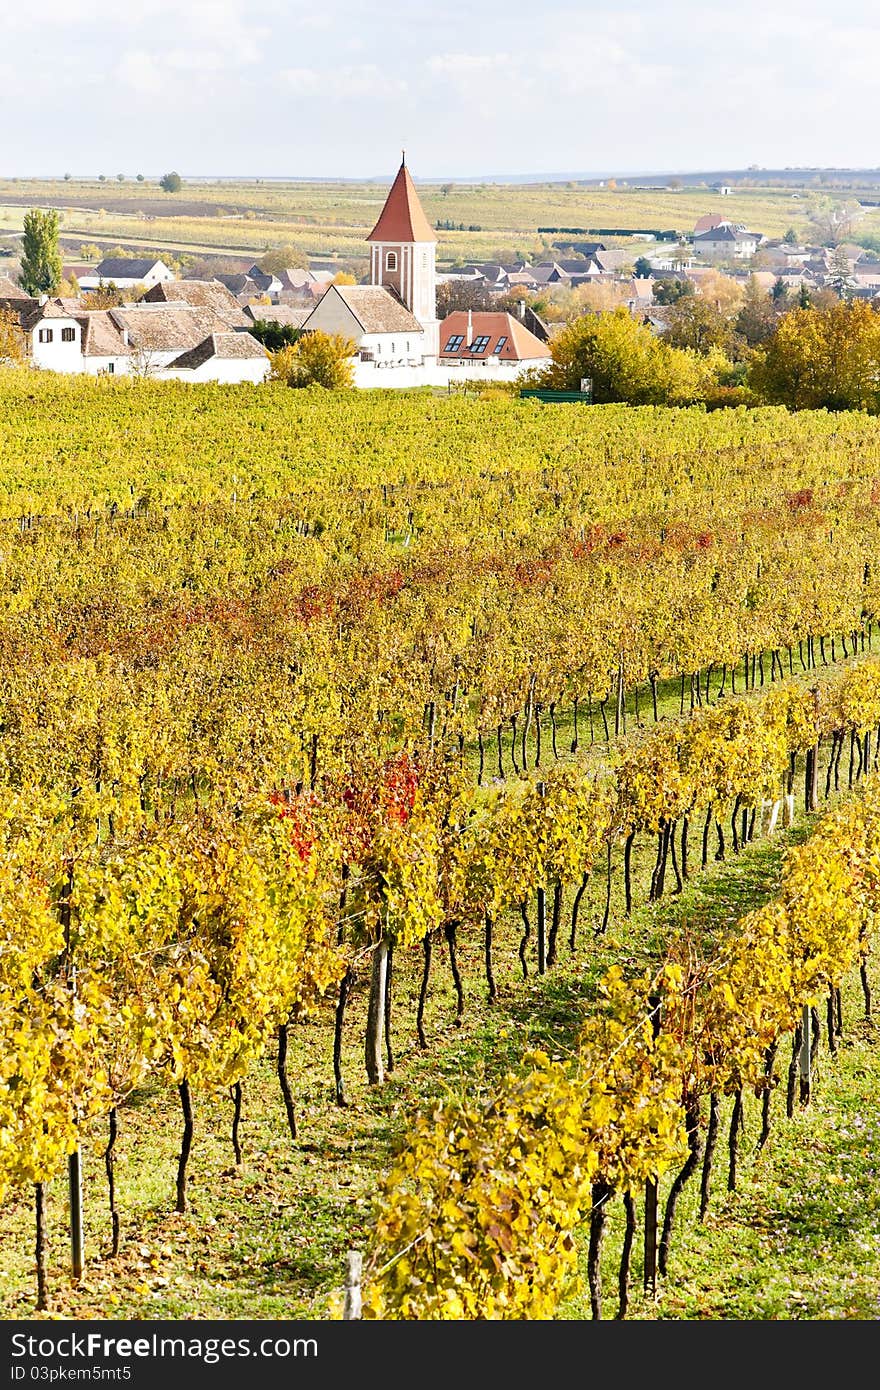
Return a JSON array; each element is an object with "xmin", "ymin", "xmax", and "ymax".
[{"xmin": 2, "ymin": 371, "xmax": 880, "ymax": 1318}]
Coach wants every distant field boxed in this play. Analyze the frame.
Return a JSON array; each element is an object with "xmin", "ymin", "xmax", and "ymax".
[{"xmin": 2, "ymin": 176, "xmax": 876, "ymax": 267}]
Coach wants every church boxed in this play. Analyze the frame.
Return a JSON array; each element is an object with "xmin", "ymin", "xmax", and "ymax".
[{"xmin": 300, "ymin": 156, "xmax": 549, "ymax": 388}]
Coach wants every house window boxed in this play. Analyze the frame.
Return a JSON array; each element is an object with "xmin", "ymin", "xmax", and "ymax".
[
  {"xmin": 444, "ymin": 334, "xmax": 464, "ymax": 352},
  {"xmin": 494, "ymin": 336, "xmax": 508, "ymax": 354},
  {"xmin": 108, "ymin": 362, "xmax": 115, "ymax": 374},
  {"xmin": 469, "ymin": 335, "xmax": 491, "ymax": 354},
  {"xmin": 38, "ymin": 328, "xmax": 54, "ymax": 344},
  {"xmin": 61, "ymin": 327, "xmax": 76, "ymax": 343},
  {"xmin": 386, "ymin": 251, "xmax": 398, "ymax": 271}
]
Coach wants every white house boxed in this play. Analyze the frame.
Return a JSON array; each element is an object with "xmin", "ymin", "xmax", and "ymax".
[
  {"xmin": 163, "ymin": 331, "xmax": 269, "ymax": 383},
  {"xmin": 22, "ymin": 298, "xmax": 269, "ymax": 382},
  {"xmin": 300, "ymin": 283, "xmax": 426, "ymax": 368},
  {"xmin": 693, "ymin": 225, "xmax": 762, "ymax": 260},
  {"xmin": 78, "ymin": 257, "xmax": 176, "ymax": 292}
]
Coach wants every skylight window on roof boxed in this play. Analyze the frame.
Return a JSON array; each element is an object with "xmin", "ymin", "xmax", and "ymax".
[
  {"xmin": 494, "ymin": 336, "xmax": 508, "ymax": 354},
  {"xmin": 444, "ymin": 334, "xmax": 464, "ymax": 351},
  {"xmin": 470, "ymin": 335, "xmax": 490, "ymax": 354}
]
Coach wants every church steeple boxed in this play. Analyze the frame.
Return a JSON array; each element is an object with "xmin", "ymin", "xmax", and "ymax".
[
  {"xmin": 367, "ymin": 156, "xmax": 437, "ymax": 353},
  {"xmin": 367, "ymin": 157, "xmax": 437, "ymax": 246}
]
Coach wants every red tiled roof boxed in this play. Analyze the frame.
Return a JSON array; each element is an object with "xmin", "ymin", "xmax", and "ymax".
[
  {"xmin": 438, "ymin": 311, "xmax": 551, "ymax": 363},
  {"xmin": 693, "ymin": 215, "xmax": 731, "ymax": 234},
  {"xmin": 367, "ymin": 160, "xmax": 436, "ymax": 244}
]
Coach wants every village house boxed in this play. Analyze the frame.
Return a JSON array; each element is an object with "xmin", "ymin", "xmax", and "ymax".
[
  {"xmin": 437, "ymin": 309, "xmax": 551, "ymax": 369},
  {"xmin": 141, "ymin": 278, "xmax": 252, "ymax": 328},
  {"xmin": 692, "ymin": 224, "xmax": 762, "ymax": 261},
  {"xmin": 78, "ymin": 257, "xmax": 176, "ymax": 293},
  {"xmin": 21, "ymin": 296, "xmax": 268, "ymax": 382}
]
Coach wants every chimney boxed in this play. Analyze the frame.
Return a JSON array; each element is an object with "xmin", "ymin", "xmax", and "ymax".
[
  {"xmin": 467, "ymin": 308, "xmax": 473, "ymax": 346},
  {"xmin": 517, "ymin": 299, "xmax": 526, "ymax": 321}
]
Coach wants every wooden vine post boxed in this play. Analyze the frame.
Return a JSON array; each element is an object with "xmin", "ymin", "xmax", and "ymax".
[
  {"xmin": 798, "ymin": 1004, "xmax": 812, "ymax": 1106},
  {"xmin": 60, "ymin": 860, "xmax": 85, "ymax": 1283},
  {"xmin": 343, "ymin": 1250, "xmax": 362, "ymax": 1319},
  {"xmin": 536, "ymin": 781, "xmax": 547, "ymax": 974},
  {"xmin": 643, "ymin": 992, "xmax": 662, "ymax": 1298}
]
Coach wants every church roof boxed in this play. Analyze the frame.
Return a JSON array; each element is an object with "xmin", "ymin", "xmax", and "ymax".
[
  {"xmin": 319, "ymin": 285, "xmax": 423, "ymax": 335},
  {"xmin": 367, "ymin": 159, "xmax": 437, "ymax": 244}
]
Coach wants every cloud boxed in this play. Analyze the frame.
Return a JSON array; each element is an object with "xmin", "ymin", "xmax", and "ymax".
[
  {"xmin": 280, "ymin": 65, "xmax": 408, "ymax": 100},
  {"xmin": 117, "ymin": 50, "xmax": 165, "ymax": 96}
]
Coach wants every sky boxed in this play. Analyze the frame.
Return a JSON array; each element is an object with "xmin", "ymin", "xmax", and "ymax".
[{"xmin": 2, "ymin": 0, "xmax": 880, "ymax": 179}]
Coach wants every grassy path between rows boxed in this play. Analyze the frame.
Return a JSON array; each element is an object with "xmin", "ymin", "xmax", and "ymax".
[{"xmin": 3, "ymin": 750, "xmax": 880, "ymax": 1320}]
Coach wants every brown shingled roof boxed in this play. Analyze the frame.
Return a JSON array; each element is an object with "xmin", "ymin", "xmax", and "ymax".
[
  {"xmin": 367, "ymin": 159, "xmax": 436, "ymax": 244},
  {"xmin": 169, "ymin": 332, "xmax": 268, "ymax": 370},
  {"xmin": 308, "ymin": 285, "xmax": 424, "ymax": 335},
  {"xmin": 76, "ymin": 311, "xmax": 132, "ymax": 358},
  {"xmin": 142, "ymin": 279, "xmax": 251, "ymax": 328},
  {"xmin": 0, "ymin": 275, "xmax": 31, "ymax": 302},
  {"xmin": 109, "ymin": 303, "xmax": 224, "ymax": 352}
]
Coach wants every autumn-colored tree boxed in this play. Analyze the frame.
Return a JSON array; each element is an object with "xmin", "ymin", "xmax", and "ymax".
[
  {"xmin": 696, "ymin": 269, "xmax": 744, "ymax": 313},
  {"xmin": 268, "ymin": 331, "xmax": 356, "ymax": 389},
  {"xmin": 734, "ymin": 275, "xmax": 777, "ymax": 347},
  {"xmin": 750, "ymin": 300, "xmax": 880, "ymax": 412},
  {"xmin": 0, "ymin": 308, "xmax": 25, "ymax": 365},
  {"xmin": 664, "ymin": 296, "xmax": 736, "ymax": 356},
  {"xmin": 535, "ymin": 307, "xmax": 710, "ymax": 405},
  {"xmin": 331, "ymin": 271, "xmax": 357, "ymax": 286},
  {"xmin": 258, "ymin": 244, "xmax": 309, "ymax": 275}
]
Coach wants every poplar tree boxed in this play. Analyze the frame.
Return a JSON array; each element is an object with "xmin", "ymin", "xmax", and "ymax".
[{"xmin": 19, "ymin": 210, "xmax": 62, "ymax": 297}]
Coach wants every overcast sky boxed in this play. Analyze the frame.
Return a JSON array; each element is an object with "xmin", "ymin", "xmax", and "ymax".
[{"xmin": 3, "ymin": 0, "xmax": 879, "ymax": 179}]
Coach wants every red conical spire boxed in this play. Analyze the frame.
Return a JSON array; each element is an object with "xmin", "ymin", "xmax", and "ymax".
[{"xmin": 368, "ymin": 158, "xmax": 436, "ymax": 243}]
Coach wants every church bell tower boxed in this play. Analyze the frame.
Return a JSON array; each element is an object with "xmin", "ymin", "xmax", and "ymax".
[{"xmin": 367, "ymin": 154, "xmax": 439, "ymax": 357}]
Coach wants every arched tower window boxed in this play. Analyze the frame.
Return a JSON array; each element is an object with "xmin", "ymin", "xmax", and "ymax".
[{"xmin": 386, "ymin": 251, "xmax": 398, "ymax": 271}]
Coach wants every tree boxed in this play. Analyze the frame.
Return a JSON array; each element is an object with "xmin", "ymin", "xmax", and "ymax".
[
  {"xmin": 807, "ymin": 196, "xmax": 862, "ymax": 247},
  {"xmin": 798, "ymin": 283, "xmax": 812, "ymax": 309},
  {"xmin": 696, "ymin": 269, "xmax": 744, "ymax": 313},
  {"xmin": 734, "ymin": 275, "xmax": 777, "ymax": 347},
  {"xmin": 268, "ymin": 331, "xmax": 356, "ymax": 389},
  {"xmin": 827, "ymin": 246, "xmax": 855, "ymax": 300},
  {"xmin": 750, "ymin": 301, "xmax": 880, "ymax": 412},
  {"xmin": 249, "ymin": 320, "xmax": 301, "ymax": 351},
  {"xmin": 440, "ymin": 183, "xmax": 454, "ymax": 197},
  {"xmin": 664, "ymin": 297, "xmax": 735, "ymax": 356},
  {"xmin": 783, "ymin": 227, "xmax": 798, "ymax": 246},
  {"xmin": 159, "ymin": 171, "xmax": 183, "ymax": 194},
  {"xmin": 633, "ymin": 256, "xmax": 653, "ymax": 279},
  {"xmin": 653, "ymin": 277, "xmax": 694, "ymax": 306},
  {"xmin": 332, "ymin": 271, "xmax": 356, "ymax": 286},
  {"xmin": 0, "ymin": 308, "xmax": 25, "ymax": 365},
  {"xmin": 435, "ymin": 279, "xmax": 496, "ymax": 317},
  {"xmin": 258, "ymin": 244, "xmax": 308, "ymax": 274},
  {"xmin": 19, "ymin": 209, "xmax": 62, "ymax": 297},
  {"xmin": 85, "ymin": 283, "xmax": 129, "ymax": 309},
  {"xmin": 98, "ymin": 174, "xmax": 107, "ymax": 183},
  {"xmin": 770, "ymin": 277, "xmax": 788, "ymax": 305},
  {"xmin": 79, "ymin": 243, "xmax": 101, "ymax": 262},
  {"xmin": 63, "ymin": 173, "xmax": 72, "ymax": 183},
  {"xmin": 534, "ymin": 307, "xmax": 710, "ymax": 406},
  {"xmin": 116, "ymin": 174, "xmax": 125, "ymax": 183}
]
